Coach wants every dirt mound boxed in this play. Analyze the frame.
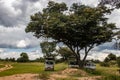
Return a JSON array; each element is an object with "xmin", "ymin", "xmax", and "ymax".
[
  {"xmin": 61, "ymin": 68, "xmax": 88, "ymax": 76},
  {"xmin": 49, "ymin": 68, "xmax": 89, "ymax": 80}
]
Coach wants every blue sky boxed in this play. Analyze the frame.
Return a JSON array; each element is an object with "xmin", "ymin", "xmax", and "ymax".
[{"xmin": 0, "ymin": 0, "xmax": 120, "ymax": 61}]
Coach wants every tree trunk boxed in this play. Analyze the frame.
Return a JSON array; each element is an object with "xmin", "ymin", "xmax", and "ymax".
[{"xmin": 75, "ymin": 54, "xmax": 84, "ymax": 68}]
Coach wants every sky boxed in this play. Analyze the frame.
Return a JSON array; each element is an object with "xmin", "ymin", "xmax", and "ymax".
[{"xmin": 0, "ymin": 0, "xmax": 120, "ymax": 61}]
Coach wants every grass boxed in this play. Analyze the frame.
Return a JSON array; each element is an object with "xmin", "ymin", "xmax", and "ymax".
[
  {"xmin": 0, "ymin": 62, "xmax": 67, "ymax": 77},
  {"xmin": 84, "ymin": 69, "xmax": 102, "ymax": 76},
  {"xmin": 96, "ymin": 64, "xmax": 119, "ymax": 76},
  {"xmin": 0, "ymin": 62, "xmax": 120, "ymax": 80}
]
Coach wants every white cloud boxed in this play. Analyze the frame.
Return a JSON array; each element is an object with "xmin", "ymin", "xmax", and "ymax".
[
  {"xmin": 17, "ymin": 39, "xmax": 29, "ymax": 48},
  {"xmin": 0, "ymin": 48, "xmax": 5, "ymax": 53},
  {"xmin": 0, "ymin": 25, "xmax": 40, "ymax": 48}
]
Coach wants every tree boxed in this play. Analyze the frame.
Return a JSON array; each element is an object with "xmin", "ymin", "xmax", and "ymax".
[
  {"xmin": 17, "ymin": 52, "xmax": 29, "ymax": 62},
  {"xmin": 26, "ymin": 1, "xmax": 116, "ymax": 68},
  {"xmin": 57, "ymin": 47, "xmax": 74, "ymax": 61},
  {"xmin": 104, "ymin": 53, "xmax": 117, "ymax": 62},
  {"xmin": 108, "ymin": 53, "xmax": 117, "ymax": 60},
  {"xmin": 40, "ymin": 41, "xmax": 57, "ymax": 57}
]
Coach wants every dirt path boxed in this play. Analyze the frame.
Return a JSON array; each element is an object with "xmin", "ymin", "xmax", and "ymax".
[
  {"xmin": 0, "ymin": 68, "xmax": 102, "ymax": 80},
  {"xmin": 0, "ymin": 64, "xmax": 13, "ymax": 72},
  {"xmin": 0, "ymin": 74, "xmax": 38, "ymax": 80},
  {"xmin": 78, "ymin": 76, "xmax": 102, "ymax": 80}
]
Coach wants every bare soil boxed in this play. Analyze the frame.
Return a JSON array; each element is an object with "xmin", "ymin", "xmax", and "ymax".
[
  {"xmin": 0, "ymin": 74, "xmax": 38, "ymax": 80},
  {"xmin": 0, "ymin": 64, "xmax": 13, "ymax": 72}
]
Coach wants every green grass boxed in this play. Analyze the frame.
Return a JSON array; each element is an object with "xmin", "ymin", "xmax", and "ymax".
[
  {"xmin": 0, "ymin": 62, "xmax": 120, "ymax": 80},
  {"xmin": 0, "ymin": 62, "xmax": 67, "ymax": 77},
  {"xmin": 96, "ymin": 64, "xmax": 119, "ymax": 76}
]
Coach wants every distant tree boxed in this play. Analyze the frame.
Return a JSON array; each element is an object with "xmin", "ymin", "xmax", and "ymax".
[
  {"xmin": 9, "ymin": 58, "xmax": 15, "ymax": 62},
  {"xmin": 40, "ymin": 41, "xmax": 57, "ymax": 58},
  {"xmin": 34, "ymin": 57, "xmax": 45, "ymax": 62},
  {"xmin": 5, "ymin": 58, "xmax": 9, "ymax": 61},
  {"xmin": 104, "ymin": 53, "xmax": 116, "ymax": 62},
  {"xmin": 17, "ymin": 52, "xmax": 29, "ymax": 62},
  {"xmin": 104, "ymin": 57, "xmax": 110, "ymax": 62},
  {"xmin": 26, "ymin": 1, "xmax": 116, "ymax": 68},
  {"xmin": 108, "ymin": 53, "xmax": 116, "ymax": 60}
]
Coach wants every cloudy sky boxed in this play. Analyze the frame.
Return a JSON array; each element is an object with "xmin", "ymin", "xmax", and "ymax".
[{"xmin": 0, "ymin": 0, "xmax": 120, "ymax": 61}]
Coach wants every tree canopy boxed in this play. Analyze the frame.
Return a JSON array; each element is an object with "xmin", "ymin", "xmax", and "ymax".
[{"xmin": 26, "ymin": 1, "xmax": 116, "ymax": 67}]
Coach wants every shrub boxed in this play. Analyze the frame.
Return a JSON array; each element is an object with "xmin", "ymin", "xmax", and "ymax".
[
  {"xmin": 38, "ymin": 73, "xmax": 49, "ymax": 80},
  {"xmin": 108, "ymin": 60, "xmax": 117, "ymax": 66},
  {"xmin": 85, "ymin": 69, "xmax": 101, "ymax": 75},
  {"xmin": 100, "ymin": 62, "xmax": 110, "ymax": 67}
]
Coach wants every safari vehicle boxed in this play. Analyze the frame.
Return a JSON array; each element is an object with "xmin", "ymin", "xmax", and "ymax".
[
  {"xmin": 45, "ymin": 57, "xmax": 55, "ymax": 71},
  {"xmin": 68, "ymin": 56, "xmax": 79, "ymax": 68},
  {"xmin": 84, "ymin": 61, "xmax": 96, "ymax": 70}
]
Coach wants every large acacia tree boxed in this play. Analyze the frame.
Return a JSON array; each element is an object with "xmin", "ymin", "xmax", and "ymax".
[{"xmin": 26, "ymin": 1, "xmax": 116, "ymax": 67}]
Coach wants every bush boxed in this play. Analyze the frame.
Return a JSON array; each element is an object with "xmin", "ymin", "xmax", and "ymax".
[
  {"xmin": 108, "ymin": 60, "xmax": 117, "ymax": 66},
  {"xmin": 100, "ymin": 62, "xmax": 110, "ymax": 67}
]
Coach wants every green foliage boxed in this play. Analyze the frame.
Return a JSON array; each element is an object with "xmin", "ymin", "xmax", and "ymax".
[
  {"xmin": 40, "ymin": 41, "xmax": 57, "ymax": 57},
  {"xmin": 100, "ymin": 62, "xmax": 110, "ymax": 67},
  {"xmin": 26, "ymin": 1, "xmax": 116, "ymax": 67},
  {"xmin": 17, "ymin": 52, "xmax": 29, "ymax": 62}
]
